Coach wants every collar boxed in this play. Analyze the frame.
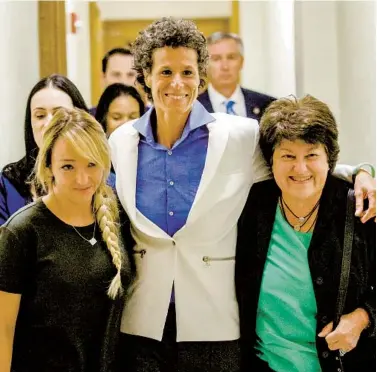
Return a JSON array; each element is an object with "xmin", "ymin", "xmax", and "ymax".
[
  {"xmin": 133, "ymin": 101, "xmax": 215, "ymax": 143},
  {"xmin": 208, "ymin": 83, "xmax": 243, "ymax": 106}
]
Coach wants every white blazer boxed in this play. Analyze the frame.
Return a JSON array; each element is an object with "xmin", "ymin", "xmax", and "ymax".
[{"xmin": 109, "ymin": 112, "xmax": 270, "ymax": 342}]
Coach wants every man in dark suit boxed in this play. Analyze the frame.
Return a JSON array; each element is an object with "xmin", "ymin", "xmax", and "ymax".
[{"xmin": 198, "ymin": 32, "xmax": 275, "ymax": 121}]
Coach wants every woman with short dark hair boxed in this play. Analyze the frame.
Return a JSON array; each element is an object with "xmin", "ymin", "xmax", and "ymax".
[{"xmin": 236, "ymin": 95, "xmax": 375, "ymax": 372}]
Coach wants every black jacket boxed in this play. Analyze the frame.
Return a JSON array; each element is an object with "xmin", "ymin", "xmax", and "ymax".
[
  {"xmin": 197, "ymin": 87, "xmax": 275, "ymax": 121},
  {"xmin": 235, "ymin": 176, "xmax": 375, "ymax": 372}
]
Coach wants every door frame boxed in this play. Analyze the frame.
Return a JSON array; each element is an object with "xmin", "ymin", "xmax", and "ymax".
[{"xmin": 38, "ymin": 0, "xmax": 67, "ymax": 78}]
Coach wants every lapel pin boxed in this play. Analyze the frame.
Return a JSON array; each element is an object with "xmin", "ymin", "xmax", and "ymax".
[{"xmin": 253, "ymin": 107, "xmax": 261, "ymax": 116}]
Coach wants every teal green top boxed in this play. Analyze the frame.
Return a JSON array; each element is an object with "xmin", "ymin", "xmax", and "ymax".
[{"xmin": 255, "ymin": 205, "xmax": 322, "ymax": 372}]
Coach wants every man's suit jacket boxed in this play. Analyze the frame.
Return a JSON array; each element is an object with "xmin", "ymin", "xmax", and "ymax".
[
  {"xmin": 198, "ymin": 87, "xmax": 275, "ymax": 121},
  {"xmin": 109, "ymin": 104, "xmax": 270, "ymax": 342}
]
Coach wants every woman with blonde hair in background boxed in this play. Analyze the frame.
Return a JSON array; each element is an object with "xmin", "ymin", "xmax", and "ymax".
[{"xmin": 0, "ymin": 108, "xmax": 131, "ymax": 372}]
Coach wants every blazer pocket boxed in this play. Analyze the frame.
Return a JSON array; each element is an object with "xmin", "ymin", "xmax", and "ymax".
[
  {"xmin": 202, "ymin": 255, "xmax": 235, "ymax": 267},
  {"xmin": 133, "ymin": 248, "xmax": 147, "ymax": 258},
  {"xmin": 132, "ymin": 249, "xmax": 147, "ymax": 276}
]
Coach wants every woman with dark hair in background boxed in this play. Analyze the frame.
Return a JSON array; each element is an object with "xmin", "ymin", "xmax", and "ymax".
[
  {"xmin": 95, "ymin": 83, "xmax": 145, "ymax": 137},
  {"xmin": 0, "ymin": 74, "xmax": 89, "ymax": 225}
]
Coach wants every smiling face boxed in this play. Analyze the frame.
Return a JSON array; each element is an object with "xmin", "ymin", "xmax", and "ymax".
[
  {"xmin": 49, "ymin": 137, "xmax": 104, "ymax": 206},
  {"xmin": 30, "ymin": 87, "xmax": 74, "ymax": 148},
  {"xmin": 144, "ymin": 46, "xmax": 200, "ymax": 116},
  {"xmin": 272, "ymin": 139, "xmax": 330, "ymax": 203},
  {"xmin": 106, "ymin": 94, "xmax": 141, "ymax": 136}
]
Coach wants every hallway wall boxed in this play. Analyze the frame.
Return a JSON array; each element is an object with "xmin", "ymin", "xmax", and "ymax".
[{"xmin": 0, "ymin": 1, "xmax": 39, "ymax": 168}]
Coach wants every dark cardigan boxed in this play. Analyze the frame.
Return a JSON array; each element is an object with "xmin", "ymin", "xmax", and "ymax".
[{"xmin": 235, "ymin": 176, "xmax": 375, "ymax": 372}]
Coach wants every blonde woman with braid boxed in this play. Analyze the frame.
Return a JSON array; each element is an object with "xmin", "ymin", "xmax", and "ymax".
[{"xmin": 0, "ymin": 108, "xmax": 131, "ymax": 372}]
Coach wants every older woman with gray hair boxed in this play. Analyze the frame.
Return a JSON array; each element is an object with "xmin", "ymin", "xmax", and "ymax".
[
  {"xmin": 109, "ymin": 17, "xmax": 375, "ymax": 372},
  {"xmin": 236, "ymin": 95, "xmax": 375, "ymax": 372}
]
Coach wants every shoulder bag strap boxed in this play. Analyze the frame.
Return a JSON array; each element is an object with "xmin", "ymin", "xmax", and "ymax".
[{"xmin": 333, "ymin": 189, "xmax": 355, "ymax": 370}]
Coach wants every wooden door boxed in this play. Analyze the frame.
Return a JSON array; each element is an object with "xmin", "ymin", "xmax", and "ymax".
[
  {"xmin": 38, "ymin": 1, "xmax": 67, "ymax": 78},
  {"xmin": 230, "ymin": 0, "xmax": 239, "ymax": 34},
  {"xmin": 103, "ymin": 18, "xmax": 230, "ymax": 54}
]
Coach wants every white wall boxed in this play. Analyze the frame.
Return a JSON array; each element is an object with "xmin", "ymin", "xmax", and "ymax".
[
  {"xmin": 239, "ymin": 1, "xmax": 268, "ymax": 95},
  {"xmin": 97, "ymin": 1, "xmax": 231, "ymax": 20},
  {"xmin": 66, "ymin": 0, "xmax": 92, "ymax": 106},
  {"xmin": 265, "ymin": 0, "xmax": 296, "ymax": 97},
  {"xmin": 294, "ymin": 1, "xmax": 341, "ymax": 122},
  {"xmin": 337, "ymin": 1, "xmax": 376, "ymax": 165},
  {"xmin": 294, "ymin": 1, "xmax": 375, "ymax": 165},
  {"xmin": 0, "ymin": 1, "xmax": 39, "ymax": 168},
  {"xmin": 239, "ymin": 0, "xmax": 296, "ymax": 98}
]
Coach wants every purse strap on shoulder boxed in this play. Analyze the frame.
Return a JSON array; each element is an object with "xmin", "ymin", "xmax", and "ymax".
[{"xmin": 334, "ymin": 189, "xmax": 355, "ymax": 329}]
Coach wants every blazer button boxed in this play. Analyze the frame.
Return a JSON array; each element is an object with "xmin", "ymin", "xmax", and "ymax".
[
  {"xmin": 322, "ymin": 351, "xmax": 329, "ymax": 359},
  {"xmin": 316, "ymin": 276, "xmax": 324, "ymax": 285},
  {"xmin": 321, "ymin": 315, "xmax": 328, "ymax": 324}
]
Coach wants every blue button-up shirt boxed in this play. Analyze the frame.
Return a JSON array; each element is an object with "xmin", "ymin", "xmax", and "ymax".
[{"xmin": 134, "ymin": 101, "xmax": 215, "ymax": 237}]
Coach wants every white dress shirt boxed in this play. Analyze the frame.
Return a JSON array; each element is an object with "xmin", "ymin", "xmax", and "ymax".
[{"xmin": 207, "ymin": 84, "xmax": 247, "ymax": 117}]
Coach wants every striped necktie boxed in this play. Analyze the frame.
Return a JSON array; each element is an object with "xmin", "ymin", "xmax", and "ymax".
[{"xmin": 225, "ymin": 100, "xmax": 237, "ymax": 115}]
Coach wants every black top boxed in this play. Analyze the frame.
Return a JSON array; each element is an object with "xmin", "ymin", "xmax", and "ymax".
[
  {"xmin": 0, "ymin": 199, "xmax": 123, "ymax": 372},
  {"xmin": 236, "ymin": 176, "xmax": 376, "ymax": 372}
]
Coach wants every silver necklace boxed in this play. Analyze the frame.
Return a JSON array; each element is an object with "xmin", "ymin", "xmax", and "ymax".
[
  {"xmin": 280, "ymin": 197, "xmax": 320, "ymax": 232},
  {"xmin": 71, "ymin": 223, "xmax": 97, "ymax": 246}
]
